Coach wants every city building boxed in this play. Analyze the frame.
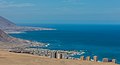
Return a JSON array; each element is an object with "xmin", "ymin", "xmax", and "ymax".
[
  {"xmin": 80, "ymin": 56, "xmax": 84, "ymax": 61},
  {"xmin": 102, "ymin": 58, "xmax": 108, "ymax": 62},
  {"xmin": 93, "ymin": 56, "xmax": 98, "ymax": 62},
  {"xmin": 112, "ymin": 59, "xmax": 116, "ymax": 63},
  {"xmin": 86, "ymin": 56, "xmax": 90, "ymax": 61}
]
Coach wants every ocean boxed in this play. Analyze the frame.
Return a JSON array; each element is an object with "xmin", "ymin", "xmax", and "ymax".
[{"xmin": 10, "ymin": 24, "xmax": 120, "ymax": 63}]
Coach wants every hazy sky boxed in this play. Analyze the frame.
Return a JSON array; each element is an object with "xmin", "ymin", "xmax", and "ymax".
[{"xmin": 0, "ymin": 0, "xmax": 120, "ymax": 24}]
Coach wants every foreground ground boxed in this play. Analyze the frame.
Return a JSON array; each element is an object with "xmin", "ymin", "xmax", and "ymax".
[{"xmin": 0, "ymin": 49, "xmax": 118, "ymax": 65}]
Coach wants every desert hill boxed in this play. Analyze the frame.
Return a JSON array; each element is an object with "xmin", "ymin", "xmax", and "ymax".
[
  {"xmin": 0, "ymin": 16, "xmax": 16, "ymax": 28},
  {"xmin": 0, "ymin": 29, "xmax": 12, "ymax": 42},
  {"xmin": 0, "ymin": 16, "xmax": 55, "ymax": 32}
]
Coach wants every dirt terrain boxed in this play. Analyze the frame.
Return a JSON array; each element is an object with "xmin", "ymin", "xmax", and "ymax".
[{"xmin": 0, "ymin": 49, "xmax": 118, "ymax": 65}]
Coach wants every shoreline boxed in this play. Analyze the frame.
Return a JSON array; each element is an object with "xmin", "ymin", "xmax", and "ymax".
[
  {"xmin": 0, "ymin": 49, "xmax": 118, "ymax": 65},
  {"xmin": 7, "ymin": 32, "xmax": 119, "ymax": 62},
  {"xmin": 0, "ymin": 24, "xmax": 119, "ymax": 64},
  {"xmin": 6, "ymin": 31, "xmax": 26, "ymax": 34},
  {"xmin": 2, "ymin": 26, "xmax": 56, "ymax": 33},
  {"xmin": 9, "ymin": 45, "xmax": 118, "ymax": 64},
  {"xmin": 0, "ymin": 30, "xmax": 119, "ymax": 65}
]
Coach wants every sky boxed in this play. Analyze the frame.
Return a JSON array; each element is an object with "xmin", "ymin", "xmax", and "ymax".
[{"xmin": 0, "ymin": 0, "xmax": 120, "ymax": 24}]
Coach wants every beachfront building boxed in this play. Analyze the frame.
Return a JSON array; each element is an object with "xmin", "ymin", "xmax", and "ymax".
[
  {"xmin": 56, "ymin": 53, "xmax": 61, "ymax": 59},
  {"xmin": 50, "ymin": 51, "xmax": 66, "ymax": 59},
  {"xmin": 60, "ymin": 53, "xmax": 68, "ymax": 59},
  {"xmin": 80, "ymin": 56, "xmax": 84, "ymax": 61},
  {"xmin": 86, "ymin": 56, "xmax": 90, "ymax": 61},
  {"xmin": 50, "ymin": 51, "xmax": 56, "ymax": 58},
  {"xmin": 56, "ymin": 52, "xmax": 67, "ymax": 59},
  {"xmin": 112, "ymin": 59, "xmax": 116, "ymax": 63},
  {"xmin": 93, "ymin": 56, "xmax": 98, "ymax": 62},
  {"xmin": 102, "ymin": 58, "xmax": 108, "ymax": 62}
]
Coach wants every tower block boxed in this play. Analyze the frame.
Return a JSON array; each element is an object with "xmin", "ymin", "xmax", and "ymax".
[
  {"xmin": 80, "ymin": 56, "xmax": 84, "ymax": 61},
  {"xmin": 102, "ymin": 58, "xmax": 108, "ymax": 62},
  {"xmin": 93, "ymin": 56, "xmax": 98, "ymax": 62},
  {"xmin": 86, "ymin": 56, "xmax": 90, "ymax": 61},
  {"xmin": 112, "ymin": 59, "xmax": 116, "ymax": 64}
]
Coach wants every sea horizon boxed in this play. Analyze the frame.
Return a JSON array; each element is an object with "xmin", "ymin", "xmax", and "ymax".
[{"xmin": 1, "ymin": 0, "xmax": 120, "ymax": 64}]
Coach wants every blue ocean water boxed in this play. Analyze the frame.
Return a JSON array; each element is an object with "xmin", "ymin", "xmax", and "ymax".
[{"xmin": 10, "ymin": 24, "xmax": 120, "ymax": 63}]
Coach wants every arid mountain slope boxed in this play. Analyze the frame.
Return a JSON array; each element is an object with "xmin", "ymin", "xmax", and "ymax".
[
  {"xmin": 0, "ymin": 16, "xmax": 54, "ymax": 32},
  {"xmin": 0, "ymin": 29, "xmax": 12, "ymax": 42},
  {"xmin": 0, "ymin": 50, "xmax": 118, "ymax": 65},
  {"xmin": 0, "ymin": 16, "xmax": 16, "ymax": 28}
]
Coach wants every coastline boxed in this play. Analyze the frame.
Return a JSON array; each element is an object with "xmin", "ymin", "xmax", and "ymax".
[
  {"xmin": 0, "ymin": 30, "xmax": 119, "ymax": 65},
  {"xmin": 0, "ymin": 23, "xmax": 119, "ymax": 64},
  {"xmin": 1, "ymin": 36, "xmax": 118, "ymax": 64},
  {"xmin": 0, "ymin": 49, "xmax": 118, "ymax": 65},
  {"xmin": 6, "ymin": 31, "xmax": 26, "ymax": 34},
  {"xmin": 2, "ymin": 26, "xmax": 56, "ymax": 33},
  {"xmin": 8, "ymin": 28, "xmax": 119, "ymax": 64}
]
